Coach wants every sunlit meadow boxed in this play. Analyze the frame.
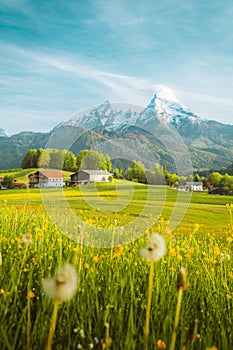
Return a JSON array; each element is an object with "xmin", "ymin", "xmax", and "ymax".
[{"xmin": 0, "ymin": 182, "xmax": 233, "ymax": 349}]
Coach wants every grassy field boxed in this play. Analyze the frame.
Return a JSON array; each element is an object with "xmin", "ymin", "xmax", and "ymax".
[{"xmin": 0, "ymin": 181, "xmax": 233, "ymax": 349}]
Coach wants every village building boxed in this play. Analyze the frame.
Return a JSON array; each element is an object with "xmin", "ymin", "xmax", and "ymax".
[
  {"xmin": 208, "ymin": 187, "xmax": 227, "ymax": 195},
  {"xmin": 185, "ymin": 181, "xmax": 203, "ymax": 192},
  {"xmin": 68, "ymin": 170, "xmax": 112, "ymax": 186},
  {"xmin": 28, "ymin": 170, "xmax": 65, "ymax": 188}
]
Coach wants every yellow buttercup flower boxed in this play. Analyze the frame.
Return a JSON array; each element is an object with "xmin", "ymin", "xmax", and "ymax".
[
  {"xmin": 29, "ymin": 290, "xmax": 35, "ymax": 299},
  {"xmin": 214, "ymin": 246, "xmax": 221, "ymax": 255},
  {"xmin": 169, "ymin": 247, "xmax": 176, "ymax": 256},
  {"xmin": 93, "ymin": 256, "xmax": 99, "ymax": 263},
  {"xmin": 157, "ymin": 339, "xmax": 166, "ymax": 349}
]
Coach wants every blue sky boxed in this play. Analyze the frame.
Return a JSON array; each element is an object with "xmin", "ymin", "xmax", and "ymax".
[{"xmin": 1, "ymin": 0, "xmax": 233, "ymax": 135}]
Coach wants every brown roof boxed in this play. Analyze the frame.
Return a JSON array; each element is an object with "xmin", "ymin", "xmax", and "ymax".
[{"xmin": 29, "ymin": 170, "xmax": 65, "ymax": 178}]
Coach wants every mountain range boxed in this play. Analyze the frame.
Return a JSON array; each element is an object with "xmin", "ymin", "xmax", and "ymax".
[{"xmin": 1, "ymin": 92, "xmax": 233, "ymax": 172}]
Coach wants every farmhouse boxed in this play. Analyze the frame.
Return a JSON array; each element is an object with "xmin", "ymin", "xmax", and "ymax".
[
  {"xmin": 68, "ymin": 170, "xmax": 112, "ymax": 186},
  {"xmin": 208, "ymin": 187, "xmax": 227, "ymax": 195},
  {"xmin": 28, "ymin": 170, "xmax": 64, "ymax": 188},
  {"xmin": 185, "ymin": 181, "xmax": 203, "ymax": 192}
]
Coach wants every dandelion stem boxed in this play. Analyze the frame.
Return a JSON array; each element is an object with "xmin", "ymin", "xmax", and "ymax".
[
  {"xmin": 144, "ymin": 261, "xmax": 154, "ymax": 350},
  {"xmin": 27, "ymin": 286, "xmax": 31, "ymax": 350},
  {"xmin": 46, "ymin": 299, "xmax": 60, "ymax": 350},
  {"xmin": 169, "ymin": 286, "xmax": 183, "ymax": 350}
]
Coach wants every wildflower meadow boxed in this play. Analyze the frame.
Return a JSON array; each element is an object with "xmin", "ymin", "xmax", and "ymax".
[{"xmin": 0, "ymin": 183, "xmax": 233, "ymax": 349}]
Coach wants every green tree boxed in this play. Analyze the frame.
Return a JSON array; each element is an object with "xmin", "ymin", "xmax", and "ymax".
[
  {"xmin": 21, "ymin": 148, "xmax": 44, "ymax": 169},
  {"xmin": 178, "ymin": 176, "xmax": 187, "ymax": 186},
  {"xmin": 76, "ymin": 150, "xmax": 89, "ymax": 170},
  {"xmin": 194, "ymin": 173, "xmax": 201, "ymax": 182},
  {"xmin": 2, "ymin": 175, "xmax": 15, "ymax": 189},
  {"xmin": 63, "ymin": 152, "xmax": 77, "ymax": 171},
  {"xmin": 167, "ymin": 173, "xmax": 178, "ymax": 187},
  {"xmin": 154, "ymin": 163, "xmax": 165, "ymax": 185},
  {"xmin": 220, "ymin": 174, "xmax": 233, "ymax": 192},
  {"xmin": 207, "ymin": 172, "xmax": 222, "ymax": 187},
  {"xmin": 114, "ymin": 168, "xmax": 124, "ymax": 179},
  {"xmin": 126, "ymin": 160, "xmax": 146, "ymax": 183},
  {"xmin": 49, "ymin": 150, "xmax": 66, "ymax": 169},
  {"xmin": 76, "ymin": 150, "xmax": 112, "ymax": 171}
]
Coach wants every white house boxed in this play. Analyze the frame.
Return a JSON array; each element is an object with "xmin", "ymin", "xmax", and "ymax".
[
  {"xmin": 28, "ymin": 170, "xmax": 64, "ymax": 188},
  {"xmin": 185, "ymin": 181, "xmax": 203, "ymax": 192},
  {"xmin": 69, "ymin": 170, "xmax": 112, "ymax": 186}
]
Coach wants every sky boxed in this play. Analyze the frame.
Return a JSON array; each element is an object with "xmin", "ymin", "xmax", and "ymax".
[{"xmin": 0, "ymin": 0, "xmax": 233, "ymax": 135}]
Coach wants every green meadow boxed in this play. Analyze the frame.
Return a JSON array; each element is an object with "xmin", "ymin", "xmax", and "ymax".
[{"xmin": 0, "ymin": 181, "xmax": 233, "ymax": 349}]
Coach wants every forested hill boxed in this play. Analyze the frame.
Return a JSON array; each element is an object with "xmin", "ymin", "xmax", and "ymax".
[{"xmin": 0, "ymin": 132, "xmax": 49, "ymax": 169}]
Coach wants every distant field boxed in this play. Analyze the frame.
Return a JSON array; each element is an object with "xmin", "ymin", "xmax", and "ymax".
[{"xmin": 0, "ymin": 180, "xmax": 232, "ymax": 234}]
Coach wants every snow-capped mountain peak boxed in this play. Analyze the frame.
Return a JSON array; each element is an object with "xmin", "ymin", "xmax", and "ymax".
[{"xmin": 60, "ymin": 90, "xmax": 202, "ymax": 132}]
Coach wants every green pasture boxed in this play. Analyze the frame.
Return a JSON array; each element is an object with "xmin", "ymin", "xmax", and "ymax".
[{"xmin": 0, "ymin": 180, "xmax": 232, "ymax": 234}]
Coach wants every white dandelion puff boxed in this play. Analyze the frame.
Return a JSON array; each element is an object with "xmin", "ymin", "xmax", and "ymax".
[
  {"xmin": 220, "ymin": 253, "xmax": 230, "ymax": 261},
  {"xmin": 42, "ymin": 264, "xmax": 78, "ymax": 302},
  {"xmin": 22, "ymin": 233, "xmax": 33, "ymax": 244},
  {"xmin": 140, "ymin": 233, "xmax": 167, "ymax": 262}
]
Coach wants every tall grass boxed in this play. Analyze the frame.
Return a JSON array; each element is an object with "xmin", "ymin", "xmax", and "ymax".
[{"xmin": 0, "ymin": 200, "xmax": 232, "ymax": 349}]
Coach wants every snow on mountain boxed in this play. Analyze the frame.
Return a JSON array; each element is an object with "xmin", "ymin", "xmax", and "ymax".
[
  {"xmin": 61, "ymin": 89, "xmax": 202, "ymax": 132},
  {"xmin": 0, "ymin": 128, "xmax": 9, "ymax": 137}
]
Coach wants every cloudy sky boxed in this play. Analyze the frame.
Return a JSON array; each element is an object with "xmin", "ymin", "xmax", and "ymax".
[{"xmin": 1, "ymin": 0, "xmax": 233, "ymax": 135}]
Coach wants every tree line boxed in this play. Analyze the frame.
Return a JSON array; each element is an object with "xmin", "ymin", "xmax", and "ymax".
[
  {"xmin": 21, "ymin": 148, "xmax": 112, "ymax": 172},
  {"xmin": 16, "ymin": 148, "xmax": 233, "ymax": 192}
]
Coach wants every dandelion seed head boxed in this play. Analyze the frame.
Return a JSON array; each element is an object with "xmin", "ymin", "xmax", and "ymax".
[
  {"xmin": 22, "ymin": 233, "xmax": 33, "ymax": 244},
  {"xmin": 42, "ymin": 264, "xmax": 78, "ymax": 302},
  {"xmin": 140, "ymin": 233, "xmax": 166, "ymax": 262},
  {"xmin": 220, "ymin": 253, "xmax": 230, "ymax": 261}
]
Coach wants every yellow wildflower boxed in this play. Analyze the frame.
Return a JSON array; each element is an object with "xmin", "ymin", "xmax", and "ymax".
[
  {"xmin": 169, "ymin": 247, "xmax": 176, "ymax": 256},
  {"xmin": 115, "ymin": 246, "xmax": 123, "ymax": 254},
  {"xmin": 193, "ymin": 224, "xmax": 200, "ymax": 233},
  {"xmin": 0, "ymin": 288, "xmax": 10, "ymax": 296},
  {"xmin": 29, "ymin": 290, "xmax": 35, "ymax": 299},
  {"xmin": 177, "ymin": 254, "xmax": 183, "ymax": 261},
  {"xmin": 93, "ymin": 256, "xmax": 99, "ymax": 263},
  {"xmin": 214, "ymin": 246, "xmax": 221, "ymax": 255},
  {"xmin": 157, "ymin": 339, "xmax": 166, "ymax": 349}
]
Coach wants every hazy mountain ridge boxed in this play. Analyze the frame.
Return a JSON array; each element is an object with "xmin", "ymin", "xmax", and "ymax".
[{"xmin": 0, "ymin": 93, "xmax": 233, "ymax": 171}]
